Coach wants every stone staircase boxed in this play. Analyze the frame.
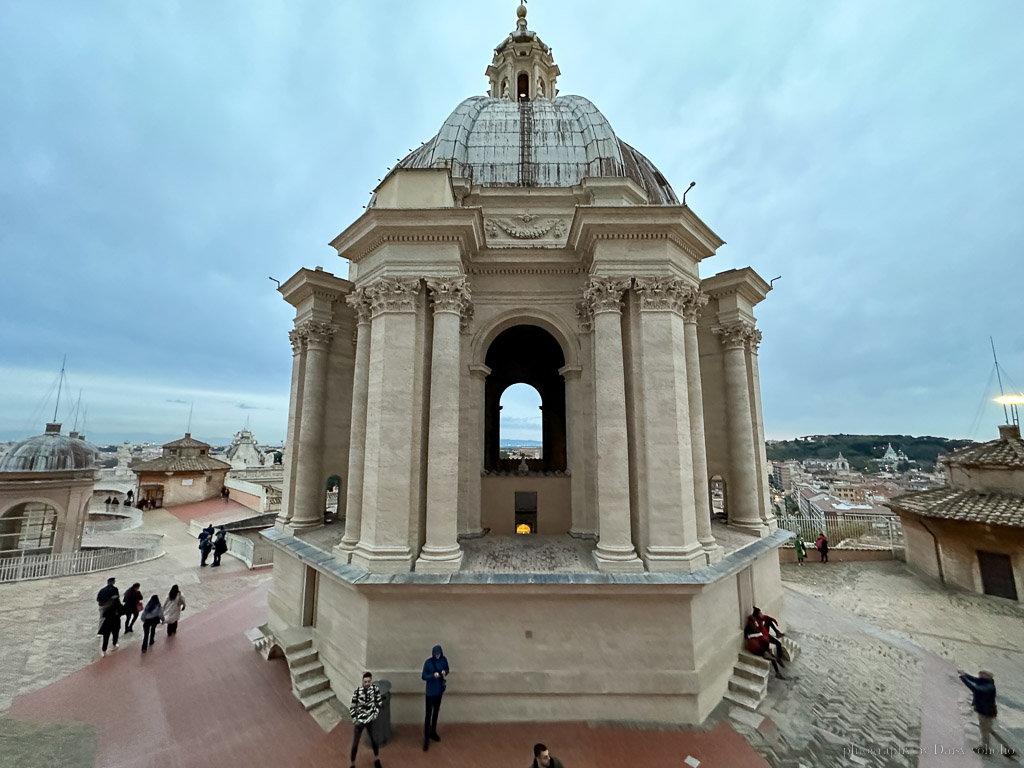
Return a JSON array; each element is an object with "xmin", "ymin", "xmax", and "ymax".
[{"xmin": 723, "ymin": 636, "xmax": 802, "ymax": 712}]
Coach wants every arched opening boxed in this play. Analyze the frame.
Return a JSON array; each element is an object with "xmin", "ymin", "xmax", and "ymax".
[
  {"xmin": 0, "ymin": 502, "xmax": 58, "ymax": 557},
  {"xmin": 484, "ymin": 325, "xmax": 566, "ymax": 472},
  {"xmin": 325, "ymin": 473, "xmax": 342, "ymax": 523},
  {"xmin": 499, "ymin": 383, "xmax": 542, "ymax": 461},
  {"xmin": 710, "ymin": 476, "xmax": 727, "ymax": 521},
  {"xmin": 517, "ymin": 72, "xmax": 530, "ymax": 101}
]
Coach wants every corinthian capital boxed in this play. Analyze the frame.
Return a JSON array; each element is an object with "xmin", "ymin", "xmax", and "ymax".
[
  {"xmin": 583, "ymin": 276, "xmax": 630, "ymax": 314},
  {"xmin": 714, "ymin": 321, "xmax": 758, "ymax": 350},
  {"xmin": 345, "ymin": 288, "xmax": 372, "ymax": 324},
  {"xmin": 294, "ymin": 320, "xmax": 337, "ymax": 350},
  {"xmin": 679, "ymin": 287, "xmax": 709, "ymax": 323},
  {"xmin": 288, "ymin": 328, "xmax": 305, "ymax": 355},
  {"xmin": 633, "ymin": 276, "xmax": 694, "ymax": 314},
  {"xmin": 425, "ymin": 276, "xmax": 472, "ymax": 317},
  {"xmin": 747, "ymin": 328, "xmax": 763, "ymax": 353},
  {"xmin": 365, "ymin": 277, "xmax": 421, "ymax": 317}
]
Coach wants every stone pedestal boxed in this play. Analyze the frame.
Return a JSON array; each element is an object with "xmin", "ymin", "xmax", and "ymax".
[{"xmin": 585, "ymin": 277, "xmax": 643, "ymax": 573}]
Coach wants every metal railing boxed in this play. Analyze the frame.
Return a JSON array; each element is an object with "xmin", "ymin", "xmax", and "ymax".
[
  {"xmin": 0, "ymin": 546, "xmax": 164, "ymax": 584},
  {"xmin": 776, "ymin": 513, "xmax": 904, "ymax": 551},
  {"xmin": 226, "ymin": 532, "xmax": 274, "ymax": 569}
]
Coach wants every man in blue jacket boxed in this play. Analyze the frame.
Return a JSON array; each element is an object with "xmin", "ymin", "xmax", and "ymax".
[
  {"xmin": 421, "ymin": 645, "xmax": 449, "ymax": 751},
  {"xmin": 959, "ymin": 668, "xmax": 1017, "ymax": 758}
]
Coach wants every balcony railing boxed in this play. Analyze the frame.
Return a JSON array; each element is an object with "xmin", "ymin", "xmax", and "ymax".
[
  {"xmin": 0, "ymin": 546, "xmax": 164, "ymax": 584},
  {"xmin": 776, "ymin": 513, "xmax": 904, "ymax": 551}
]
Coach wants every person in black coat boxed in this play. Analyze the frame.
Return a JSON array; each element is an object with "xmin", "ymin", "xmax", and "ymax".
[
  {"xmin": 96, "ymin": 577, "xmax": 118, "ymax": 606},
  {"xmin": 97, "ymin": 596, "xmax": 122, "ymax": 655},
  {"xmin": 959, "ymin": 669, "xmax": 1017, "ymax": 757},
  {"xmin": 198, "ymin": 529, "xmax": 213, "ymax": 567},
  {"xmin": 121, "ymin": 582, "xmax": 142, "ymax": 632},
  {"xmin": 421, "ymin": 645, "xmax": 450, "ymax": 750},
  {"xmin": 211, "ymin": 527, "xmax": 227, "ymax": 566}
]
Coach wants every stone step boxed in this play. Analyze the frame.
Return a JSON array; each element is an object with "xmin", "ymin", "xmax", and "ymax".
[
  {"xmin": 277, "ymin": 627, "xmax": 314, "ymax": 654},
  {"xmin": 734, "ymin": 661, "xmax": 770, "ymax": 683},
  {"xmin": 299, "ymin": 688, "xmax": 337, "ymax": 711},
  {"xmin": 295, "ymin": 674, "xmax": 331, "ymax": 699},
  {"xmin": 739, "ymin": 651, "xmax": 772, "ymax": 671},
  {"xmin": 286, "ymin": 647, "xmax": 318, "ymax": 667},
  {"xmin": 728, "ymin": 676, "xmax": 766, "ymax": 700},
  {"xmin": 723, "ymin": 688, "xmax": 762, "ymax": 712},
  {"xmin": 781, "ymin": 636, "xmax": 801, "ymax": 661},
  {"xmin": 309, "ymin": 699, "xmax": 344, "ymax": 733},
  {"xmin": 290, "ymin": 661, "xmax": 325, "ymax": 684}
]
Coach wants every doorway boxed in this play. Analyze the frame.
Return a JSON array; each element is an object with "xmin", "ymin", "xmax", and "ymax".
[
  {"xmin": 978, "ymin": 551, "xmax": 1018, "ymax": 600},
  {"xmin": 301, "ymin": 566, "xmax": 319, "ymax": 626},
  {"xmin": 514, "ymin": 491, "xmax": 538, "ymax": 534}
]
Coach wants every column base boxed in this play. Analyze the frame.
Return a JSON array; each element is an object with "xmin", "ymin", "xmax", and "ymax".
[
  {"xmin": 415, "ymin": 545, "xmax": 464, "ymax": 574},
  {"xmin": 350, "ymin": 544, "xmax": 414, "ymax": 574},
  {"xmin": 729, "ymin": 518, "xmax": 770, "ymax": 538},
  {"xmin": 700, "ymin": 538, "xmax": 724, "ymax": 564},
  {"xmin": 568, "ymin": 527, "xmax": 598, "ymax": 541},
  {"xmin": 333, "ymin": 537, "xmax": 359, "ymax": 563},
  {"xmin": 280, "ymin": 519, "xmax": 323, "ymax": 536},
  {"xmin": 593, "ymin": 545, "xmax": 644, "ymax": 573},
  {"xmin": 642, "ymin": 544, "xmax": 707, "ymax": 573}
]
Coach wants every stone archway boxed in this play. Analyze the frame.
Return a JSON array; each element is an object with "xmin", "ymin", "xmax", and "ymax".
[{"xmin": 0, "ymin": 501, "xmax": 58, "ymax": 557}]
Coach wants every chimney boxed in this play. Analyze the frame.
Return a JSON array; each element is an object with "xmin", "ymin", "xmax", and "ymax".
[
  {"xmin": 45, "ymin": 423, "xmax": 61, "ymax": 434},
  {"xmin": 998, "ymin": 423, "xmax": 1021, "ymax": 441}
]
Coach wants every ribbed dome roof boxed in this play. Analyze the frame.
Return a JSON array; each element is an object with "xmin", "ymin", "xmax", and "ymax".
[
  {"xmin": 394, "ymin": 95, "xmax": 679, "ymax": 205},
  {"xmin": 0, "ymin": 424, "xmax": 98, "ymax": 473}
]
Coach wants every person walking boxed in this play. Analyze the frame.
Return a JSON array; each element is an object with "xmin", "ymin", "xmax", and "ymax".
[
  {"xmin": 97, "ymin": 594, "xmax": 122, "ymax": 656},
  {"xmin": 211, "ymin": 526, "xmax": 227, "ymax": 567},
  {"xmin": 958, "ymin": 669, "xmax": 1018, "ymax": 758},
  {"xmin": 421, "ymin": 644, "xmax": 449, "ymax": 750},
  {"xmin": 162, "ymin": 585, "xmax": 186, "ymax": 637},
  {"xmin": 198, "ymin": 528, "xmax": 213, "ymax": 567},
  {"xmin": 815, "ymin": 532, "xmax": 829, "ymax": 563},
  {"xmin": 531, "ymin": 743, "xmax": 567, "ymax": 768},
  {"xmin": 794, "ymin": 537, "xmax": 806, "ymax": 565},
  {"xmin": 122, "ymin": 582, "xmax": 142, "ymax": 633},
  {"xmin": 96, "ymin": 577, "xmax": 118, "ymax": 607},
  {"xmin": 139, "ymin": 595, "xmax": 164, "ymax": 653},
  {"xmin": 348, "ymin": 672, "xmax": 383, "ymax": 768}
]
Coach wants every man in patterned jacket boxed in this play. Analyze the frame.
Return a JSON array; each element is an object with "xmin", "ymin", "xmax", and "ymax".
[{"xmin": 349, "ymin": 671, "xmax": 383, "ymax": 768}]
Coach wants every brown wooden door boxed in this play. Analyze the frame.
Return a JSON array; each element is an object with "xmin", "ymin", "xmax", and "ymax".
[{"xmin": 978, "ymin": 551, "xmax": 1018, "ymax": 600}]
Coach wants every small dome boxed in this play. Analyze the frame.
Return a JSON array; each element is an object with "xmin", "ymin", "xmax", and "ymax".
[
  {"xmin": 392, "ymin": 95, "xmax": 679, "ymax": 204},
  {"xmin": 0, "ymin": 423, "xmax": 99, "ymax": 473}
]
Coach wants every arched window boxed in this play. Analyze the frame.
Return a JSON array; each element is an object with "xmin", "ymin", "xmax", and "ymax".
[
  {"xmin": 0, "ymin": 502, "xmax": 58, "ymax": 556},
  {"xmin": 499, "ymin": 383, "xmax": 543, "ymax": 460},
  {"xmin": 517, "ymin": 72, "xmax": 530, "ymax": 101}
]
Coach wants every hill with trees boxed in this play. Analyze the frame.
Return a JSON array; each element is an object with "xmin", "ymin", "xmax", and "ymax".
[{"xmin": 766, "ymin": 434, "xmax": 975, "ymax": 472}]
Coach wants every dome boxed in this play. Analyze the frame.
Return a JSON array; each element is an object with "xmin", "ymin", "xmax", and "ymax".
[
  {"xmin": 394, "ymin": 95, "xmax": 679, "ymax": 205},
  {"xmin": 0, "ymin": 423, "xmax": 98, "ymax": 474}
]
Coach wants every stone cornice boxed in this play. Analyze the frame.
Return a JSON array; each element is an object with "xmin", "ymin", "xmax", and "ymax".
[
  {"xmin": 329, "ymin": 208, "xmax": 486, "ymax": 265},
  {"xmin": 279, "ymin": 267, "xmax": 353, "ymax": 310},
  {"xmin": 701, "ymin": 267, "xmax": 772, "ymax": 307},
  {"xmin": 567, "ymin": 206, "xmax": 725, "ymax": 264}
]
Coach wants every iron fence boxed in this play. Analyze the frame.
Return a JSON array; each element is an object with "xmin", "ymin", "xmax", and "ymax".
[
  {"xmin": 0, "ymin": 546, "xmax": 164, "ymax": 583},
  {"xmin": 776, "ymin": 514, "xmax": 904, "ymax": 551}
]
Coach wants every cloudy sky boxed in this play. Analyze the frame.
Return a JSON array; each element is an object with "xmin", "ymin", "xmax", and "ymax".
[{"xmin": 2, "ymin": 1, "xmax": 1022, "ymax": 446}]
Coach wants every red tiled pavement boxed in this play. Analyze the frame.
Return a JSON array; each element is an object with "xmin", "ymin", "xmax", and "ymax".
[
  {"xmin": 161, "ymin": 498, "xmax": 258, "ymax": 527},
  {"xmin": 9, "ymin": 582, "xmax": 768, "ymax": 768}
]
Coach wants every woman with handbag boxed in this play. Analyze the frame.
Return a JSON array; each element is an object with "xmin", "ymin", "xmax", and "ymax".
[{"xmin": 162, "ymin": 585, "xmax": 186, "ymax": 637}]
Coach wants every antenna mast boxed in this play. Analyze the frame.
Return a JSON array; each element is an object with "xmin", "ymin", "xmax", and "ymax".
[
  {"xmin": 53, "ymin": 355, "xmax": 67, "ymax": 424},
  {"xmin": 187, "ymin": 402, "xmax": 194, "ymax": 434},
  {"xmin": 991, "ymin": 336, "xmax": 1009, "ymax": 424}
]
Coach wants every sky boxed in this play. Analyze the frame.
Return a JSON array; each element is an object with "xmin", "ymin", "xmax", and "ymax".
[{"xmin": 2, "ymin": 1, "xmax": 1022, "ymax": 446}]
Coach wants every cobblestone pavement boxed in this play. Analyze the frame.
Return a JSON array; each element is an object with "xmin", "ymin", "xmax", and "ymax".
[{"xmin": 733, "ymin": 561, "xmax": 1024, "ymax": 767}]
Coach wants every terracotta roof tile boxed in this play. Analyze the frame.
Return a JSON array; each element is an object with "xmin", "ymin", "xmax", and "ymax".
[
  {"xmin": 132, "ymin": 455, "xmax": 230, "ymax": 473},
  {"xmin": 889, "ymin": 487, "xmax": 1024, "ymax": 528}
]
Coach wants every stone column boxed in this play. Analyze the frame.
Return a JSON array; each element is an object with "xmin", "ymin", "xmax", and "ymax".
[
  {"xmin": 560, "ymin": 363, "xmax": 585, "ymax": 536},
  {"xmin": 681, "ymin": 288, "xmax": 722, "ymax": 563},
  {"xmin": 584, "ymin": 277, "xmax": 643, "ymax": 572},
  {"xmin": 336, "ymin": 289, "xmax": 372, "ymax": 559},
  {"xmin": 716, "ymin": 321, "xmax": 767, "ymax": 536},
  {"xmin": 350, "ymin": 277, "xmax": 422, "ymax": 573},
  {"xmin": 287, "ymin": 321, "xmax": 336, "ymax": 531},
  {"xmin": 464, "ymin": 363, "xmax": 490, "ymax": 534},
  {"xmin": 633, "ymin": 277, "xmax": 705, "ymax": 572},
  {"xmin": 747, "ymin": 329, "xmax": 777, "ymax": 532},
  {"xmin": 416, "ymin": 277, "xmax": 471, "ymax": 573},
  {"xmin": 277, "ymin": 328, "xmax": 306, "ymax": 526}
]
